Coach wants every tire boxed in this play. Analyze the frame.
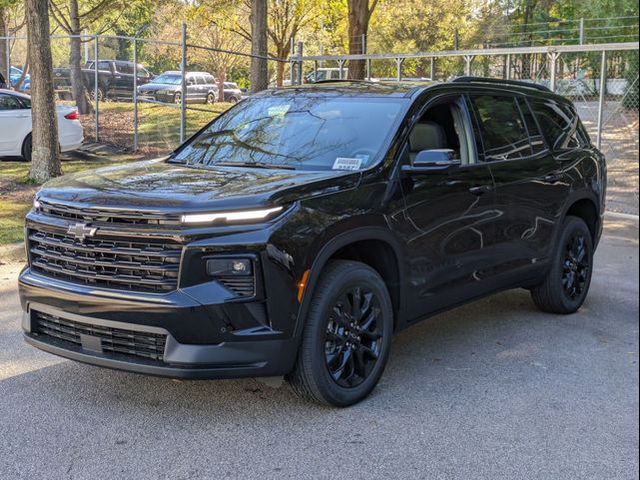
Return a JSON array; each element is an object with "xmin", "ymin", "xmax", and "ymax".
[
  {"xmin": 89, "ymin": 87, "xmax": 105, "ymax": 102},
  {"xmin": 205, "ymin": 92, "xmax": 215, "ymax": 105},
  {"xmin": 287, "ymin": 260, "xmax": 394, "ymax": 407},
  {"xmin": 530, "ymin": 216, "xmax": 594, "ymax": 314},
  {"xmin": 21, "ymin": 134, "xmax": 32, "ymax": 162}
]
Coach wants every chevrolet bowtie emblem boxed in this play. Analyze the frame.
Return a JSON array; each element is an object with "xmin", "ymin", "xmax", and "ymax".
[{"xmin": 67, "ymin": 223, "xmax": 97, "ymax": 242}]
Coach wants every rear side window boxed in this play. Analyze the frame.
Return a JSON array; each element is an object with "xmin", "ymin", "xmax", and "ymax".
[
  {"xmin": 0, "ymin": 94, "xmax": 25, "ymax": 110},
  {"xmin": 117, "ymin": 63, "xmax": 134, "ymax": 75},
  {"xmin": 469, "ymin": 95, "xmax": 532, "ymax": 162},
  {"xmin": 205, "ymin": 75, "xmax": 215, "ymax": 84},
  {"xmin": 529, "ymin": 99, "xmax": 586, "ymax": 150}
]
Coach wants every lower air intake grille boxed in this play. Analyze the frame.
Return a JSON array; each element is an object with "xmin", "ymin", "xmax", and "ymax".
[
  {"xmin": 217, "ymin": 275, "xmax": 255, "ymax": 297},
  {"xmin": 32, "ymin": 311, "xmax": 167, "ymax": 362}
]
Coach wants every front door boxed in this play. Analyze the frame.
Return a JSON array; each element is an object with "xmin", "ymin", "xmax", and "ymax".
[{"xmin": 398, "ymin": 94, "xmax": 499, "ymax": 319}]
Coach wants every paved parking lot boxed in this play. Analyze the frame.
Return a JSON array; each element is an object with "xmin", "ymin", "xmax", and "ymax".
[{"xmin": 0, "ymin": 216, "xmax": 637, "ymax": 480}]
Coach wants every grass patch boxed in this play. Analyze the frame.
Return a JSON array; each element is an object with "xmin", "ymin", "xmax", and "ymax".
[
  {"xmin": 0, "ymin": 199, "xmax": 32, "ymax": 245},
  {"xmin": 0, "ymin": 155, "xmax": 142, "ymax": 246}
]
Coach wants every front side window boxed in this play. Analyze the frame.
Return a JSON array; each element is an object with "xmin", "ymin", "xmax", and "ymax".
[
  {"xmin": 529, "ymin": 99, "xmax": 585, "ymax": 150},
  {"xmin": 470, "ymin": 95, "xmax": 532, "ymax": 162},
  {"xmin": 404, "ymin": 96, "xmax": 471, "ymax": 165},
  {"xmin": 172, "ymin": 94, "xmax": 407, "ymax": 171}
]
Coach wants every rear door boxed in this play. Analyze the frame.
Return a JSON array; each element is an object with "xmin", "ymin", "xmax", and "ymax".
[
  {"xmin": 0, "ymin": 93, "xmax": 31, "ymax": 155},
  {"xmin": 467, "ymin": 92, "xmax": 569, "ymax": 278}
]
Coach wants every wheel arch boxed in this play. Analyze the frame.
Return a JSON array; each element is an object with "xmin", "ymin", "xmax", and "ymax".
[
  {"xmin": 295, "ymin": 227, "xmax": 405, "ymax": 338},
  {"xmin": 561, "ymin": 192, "xmax": 601, "ymax": 242}
]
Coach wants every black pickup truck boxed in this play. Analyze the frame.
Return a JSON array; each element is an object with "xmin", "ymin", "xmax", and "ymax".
[{"xmin": 53, "ymin": 60, "xmax": 154, "ymax": 101}]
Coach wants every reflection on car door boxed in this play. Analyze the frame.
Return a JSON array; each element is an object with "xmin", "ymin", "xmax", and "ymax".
[
  {"xmin": 397, "ymin": 94, "xmax": 499, "ymax": 319},
  {"xmin": 467, "ymin": 93, "xmax": 569, "ymax": 280}
]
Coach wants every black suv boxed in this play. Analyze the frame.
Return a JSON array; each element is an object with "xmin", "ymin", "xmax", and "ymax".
[{"xmin": 19, "ymin": 78, "xmax": 605, "ymax": 406}]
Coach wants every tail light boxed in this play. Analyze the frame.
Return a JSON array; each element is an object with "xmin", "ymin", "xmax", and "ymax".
[{"xmin": 64, "ymin": 110, "xmax": 79, "ymax": 120}]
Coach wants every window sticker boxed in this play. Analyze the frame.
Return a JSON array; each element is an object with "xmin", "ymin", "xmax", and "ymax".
[{"xmin": 332, "ymin": 157, "xmax": 362, "ymax": 171}]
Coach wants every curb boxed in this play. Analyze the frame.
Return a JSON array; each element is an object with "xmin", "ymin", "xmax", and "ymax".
[{"xmin": 605, "ymin": 211, "xmax": 639, "ymax": 221}]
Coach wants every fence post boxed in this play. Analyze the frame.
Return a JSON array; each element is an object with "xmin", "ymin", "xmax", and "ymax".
[
  {"xmin": 83, "ymin": 29, "xmax": 89, "ymax": 63},
  {"xmin": 549, "ymin": 51, "xmax": 559, "ymax": 92},
  {"xmin": 289, "ymin": 38, "xmax": 296, "ymax": 85},
  {"xmin": 366, "ymin": 58, "xmax": 371, "ymax": 80},
  {"xmin": 296, "ymin": 42, "xmax": 304, "ymax": 85},
  {"xmin": 396, "ymin": 58, "xmax": 403, "ymax": 81},
  {"xmin": 94, "ymin": 35, "xmax": 99, "ymax": 142},
  {"xmin": 180, "ymin": 23, "xmax": 187, "ymax": 144},
  {"xmin": 133, "ymin": 37, "xmax": 138, "ymax": 152},
  {"xmin": 464, "ymin": 55, "xmax": 473, "ymax": 76},
  {"xmin": 5, "ymin": 40, "xmax": 9, "ymax": 88},
  {"xmin": 430, "ymin": 57, "xmax": 435, "ymax": 80},
  {"xmin": 596, "ymin": 50, "xmax": 607, "ymax": 150},
  {"xmin": 454, "ymin": 29, "xmax": 459, "ymax": 50},
  {"xmin": 579, "ymin": 18, "xmax": 585, "ymax": 45},
  {"xmin": 505, "ymin": 54, "xmax": 511, "ymax": 79}
]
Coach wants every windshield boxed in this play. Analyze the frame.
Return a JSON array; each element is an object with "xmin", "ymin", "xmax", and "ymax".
[
  {"xmin": 172, "ymin": 94, "xmax": 406, "ymax": 171},
  {"xmin": 153, "ymin": 74, "xmax": 182, "ymax": 85}
]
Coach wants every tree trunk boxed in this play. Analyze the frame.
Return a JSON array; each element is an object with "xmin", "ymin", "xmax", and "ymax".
[
  {"xmin": 0, "ymin": 8, "xmax": 8, "ymax": 86},
  {"xmin": 275, "ymin": 42, "xmax": 291, "ymax": 87},
  {"xmin": 25, "ymin": 0, "xmax": 61, "ymax": 183},
  {"xmin": 347, "ymin": 0, "xmax": 371, "ymax": 80},
  {"xmin": 250, "ymin": 0, "xmax": 268, "ymax": 94},
  {"xmin": 69, "ymin": 0, "xmax": 91, "ymax": 114}
]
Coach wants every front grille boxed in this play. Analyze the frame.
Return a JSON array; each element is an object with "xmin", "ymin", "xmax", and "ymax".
[
  {"xmin": 217, "ymin": 275, "xmax": 255, "ymax": 297},
  {"xmin": 28, "ymin": 229, "xmax": 182, "ymax": 293},
  {"xmin": 32, "ymin": 311, "xmax": 167, "ymax": 362},
  {"xmin": 38, "ymin": 200, "xmax": 181, "ymax": 225}
]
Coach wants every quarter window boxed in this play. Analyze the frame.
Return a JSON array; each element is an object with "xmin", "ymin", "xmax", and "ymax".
[
  {"xmin": 529, "ymin": 99, "xmax": 584, "ymax": 150},
  {"xmin": 470, "ymin": 95, "xmax": 532, "ymax": 162}
]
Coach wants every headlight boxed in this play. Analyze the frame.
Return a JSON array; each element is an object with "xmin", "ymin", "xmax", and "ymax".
[
  {"xmin": 33, "ymin": 198, "xmax": 41, "ymax": 210},
  {"xmin": 181, "ymin": 206, "xmax": 283, "ymax": 224}
]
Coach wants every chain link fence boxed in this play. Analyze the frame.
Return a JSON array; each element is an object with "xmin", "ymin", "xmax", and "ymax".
[
  {"xmin": 2, "ymin": 27, "xmax": 285, "ymax": 158},
  {"xmin": 295, "ymin": 42, "xmax": 639, "ymax": 214}
]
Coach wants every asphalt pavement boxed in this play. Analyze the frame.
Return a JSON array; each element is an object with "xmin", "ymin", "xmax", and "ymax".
[{"xmin": 0, "ymin": 216, "xmax": 638, "ymax": 480}]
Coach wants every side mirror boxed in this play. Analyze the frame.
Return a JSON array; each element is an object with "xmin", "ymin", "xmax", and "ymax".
[{"xmin": 402, "ymin": 149, "xmax": 460, "ymax": 173}]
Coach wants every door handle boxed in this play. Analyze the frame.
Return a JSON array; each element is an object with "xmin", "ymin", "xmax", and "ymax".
[
  {"xmin": 543, "ymin": 174, "xmax": 559, "ymax": 183},
  {"xmin": 469, "ymin": 185, "xmax": 493, "ymax": 196}
]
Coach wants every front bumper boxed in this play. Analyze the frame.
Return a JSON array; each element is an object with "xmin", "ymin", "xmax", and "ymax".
[{"xmin": 19, "ymin": 268, "xmax": 298, "ymax": 379}]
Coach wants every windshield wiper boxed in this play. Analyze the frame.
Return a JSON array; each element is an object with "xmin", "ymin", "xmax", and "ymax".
[{"xmin": 214, "ymin": 161, "xmax": 296, "ymax": 170}]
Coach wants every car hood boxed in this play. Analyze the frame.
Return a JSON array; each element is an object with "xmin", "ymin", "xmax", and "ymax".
[
  {"xmin": 37, "ymin": 158, "xmax": 360, "ymax": 213},
  {"xmin": 138, "ymin": 83, "xmax": 179, "ymax": 93}
]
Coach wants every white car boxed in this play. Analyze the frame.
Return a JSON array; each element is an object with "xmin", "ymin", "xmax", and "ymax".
[{"xmin": 0, "ymin": 89, "xmax": 84, "ymax": 160}]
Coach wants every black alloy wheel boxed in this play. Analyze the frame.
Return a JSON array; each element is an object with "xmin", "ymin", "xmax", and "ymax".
[
  {"xmin": 324, "ymin": 286, "xmax": 383, "ymax": 388},
  {"xmin": 531, "ymin": 215, "xmax": 593, "ymax": 314},
  {"xmin": 561, "ymin": 232, "xmax": 590, "ymax": 300},
  {"xmin": 288, "ymin": 260, "xmax": 393, "ymax": 407}
]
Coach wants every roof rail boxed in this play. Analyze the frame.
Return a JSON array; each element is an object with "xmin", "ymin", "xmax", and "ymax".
[
  {"xmin": 452, "ymin": 76, "xmax": 552, "ymax": 93},
  {"xmin": 311, "ymin": 79, "xmax": 375, "ymax": 84}
]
